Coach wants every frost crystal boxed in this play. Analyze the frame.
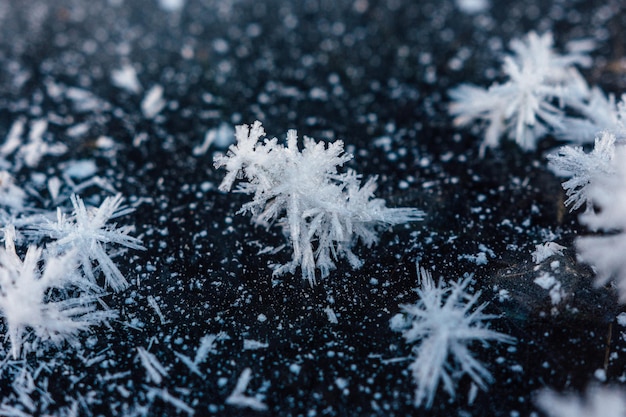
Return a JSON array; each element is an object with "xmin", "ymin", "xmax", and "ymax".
[
  {"xmin": 215, "ymin": 121, "xmax": 423, "ymax": 285},
  {"xmin": 547, "ymin": 131, "xmax": 616, "ymax": 212},
  {"xmin": 449, "ymin": 31, "xmax": 592, "ymax": 154},
  {"xmin": 536, "ymin": 386, "xmax": 626, "ymax": 417},
  {"xmin": 0, "ymin": 232, "xmax": 116, "ymax": 359},
  {"xmin": 531, "ymin": 241, "xmax": 566, "ymax": 264},
  {"xmin": 137, "ymin": 347, "xmax": 168, "ymax": 385},
  {"xmin": 225, "ymin": 368, "xmax": 268, "ymax": 412},
  {"xmin": 576, "ymin": 146, "xmax": 626, "ymax": 302},
  {"xmin": 390, "ymin": 265, "xmax": 514, "ymax": 408},
  {"xmin": 556, "ymin": 89, "xmax": 626, "ymax": 143},
  {"xmin": 31, "ymin": 194, "xmax": 145, "ymax": 291}
]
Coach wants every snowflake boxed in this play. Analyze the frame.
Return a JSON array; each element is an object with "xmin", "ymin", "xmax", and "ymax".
[
  {"xmin": 536, "ymin": 386, "xmax": 626, "ymax": 417},
  {"xmin": 449, "ymin": 31, "xmax": 592, "ymax": 155},
  {"xmin": 547, "ymin": 131, "xmax": 616, "ymax": 212},
  {"xmin": 214, "ymin": 121, "xmax": 423, "ymax": 285},
  {"xmin": 0, "ymin": 229, "xmax": 116, "ymax": 359},
  {"xmin": 390, "ymin": 265, "xmax": 514, "ymax": 408},
  {"xmin": 30, "ymin": 194, "xmax": 145, "ymax": 292},
  {"xmin": 576, "ymin": 145, "xmax": 626, "ymax": 302}
]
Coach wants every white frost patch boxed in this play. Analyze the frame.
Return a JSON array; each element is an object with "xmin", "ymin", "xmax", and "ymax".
[
  {"xmin": 532, "ymin": 242, "xmax": 566, "ymax": 264},
  {"xmin": 158, "ymin": 0, "xmax": 185, "ymax": 12},
  {"xmin": 225, "ymin": 368, "xmax": 268, "ymax": 412},
  {"xmin": 534, "ymin": 272, "xmax": 557, "ymax": 290},
  {"xmin": 458, "ymin": 252, "xmax": 488, "ymax": 265},
  {"xmin": 536, "ymin": 385, "xmax": 626, "ymax": 417},
  {"xmin": 243, "ymin": 339, "xmax": 268, "ymax": 350},
  {"xmin": 534, "ymin": 272, "xmax": 564, "ymax": 305},
  {"xmin": 137, "ymin": 347, "xmax": 168, "ymax": 385},
  {"xmin": 62, "ymin": 159, "xmax": 98, "ymax": 180},
  {"xmin": 617, "ymin": 312, "xmax": 626, "ymax": 327},
  {"xmin": 459, "ymin": 244, "xmax": 494, "ymax": 265},
  {"xmin": 456, "ymin": 0, "xmax": 489, "ymax": 14},
  {"xmin": 111, "ymin": 63, "xmax": 142, "ymax": 94},
  {"xmin": 141, "ymin": 85, "xmax": 166, "ymax": 119}
]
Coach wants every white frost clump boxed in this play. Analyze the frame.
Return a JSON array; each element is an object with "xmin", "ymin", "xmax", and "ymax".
[
  {"xmin": 547, "ymin": 131, "xmax": 616, "ymax": 212},
  {"xmin": 29, "ymin": 194, "xmax": 145, "ymax": 292},
  {"xmin": 214, "ymin": 121, "xmax": 423, "ymax": 285},
  {"xmin": 449, "ymin": 31, "xmax": 592, "ymax": 155},
  {"xmin": 0, "ymin": 230, "xmax": 116, "ymax": 359},
  {"xmin": 531, "ymin": 241, "xmax": 566, "ymax": 264},
  {"xmin": 390, "ymin": 265, "xmax": 515, "ymax": 408},
  {"xmin": 536, "ymin": 386, "xmax": 626, "ymax": 417},
  {"xmin": 111, "ymin": 63, "xmax": 142, "ymax": 94},
  {"xmin": 576, "ymin": 146, "xmax": 626, "ymax": 302}
]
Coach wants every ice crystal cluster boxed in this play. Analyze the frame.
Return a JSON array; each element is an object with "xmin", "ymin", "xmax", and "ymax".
[
  {"xmin": 0, "ymin": 193, "xmax": 144, "ymax": 359},
  {"xmin": 452, "ymin": 30, "xmax": 626, "ymax": 303},
  {"xmin": 215, "ymin": 121, "xmax": 423, "ymax": 285},
  {"xmin": 449, "ymin": 31, "xmax": 593, "ymax": 154},
  {"xmin": 548, "ymin": 131, "xmax": 616, "ymax": 212},
  {"xmin": 548, "ymin": 106, "xmax": 626, "ymax": 302},
  {"xmin": 390, "ymin": 265, "xmax": 514, "ymax": 408},
  {"xmin": 0, "ymin": 120, "xmax": 144, "ymax": 360}
]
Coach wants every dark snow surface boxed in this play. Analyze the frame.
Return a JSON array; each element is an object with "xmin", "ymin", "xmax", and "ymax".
[{"xmin": 1, "ymin": 0, "xmax": 626, "ymax": 416}]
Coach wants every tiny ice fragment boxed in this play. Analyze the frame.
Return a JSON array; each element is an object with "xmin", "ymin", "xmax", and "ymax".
[
  {"xmin": 137, "ymin": 347, "xmax": 168, "ymax": 385},
  {"xmin": 111, "ymin": 63, "xmax": 142, "ymax": 94},
  {"xmin": 141, "ymin": 85, "xmax": 166, "ymax": 119},
  {"xmin": 225, "ymin": 368, "xmax": 268, "ymax": 411}
]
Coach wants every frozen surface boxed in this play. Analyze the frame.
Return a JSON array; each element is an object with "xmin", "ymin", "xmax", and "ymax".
[{"xmin": 0, "ymin": 0, "xmax": 625, "ymax": 416}]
